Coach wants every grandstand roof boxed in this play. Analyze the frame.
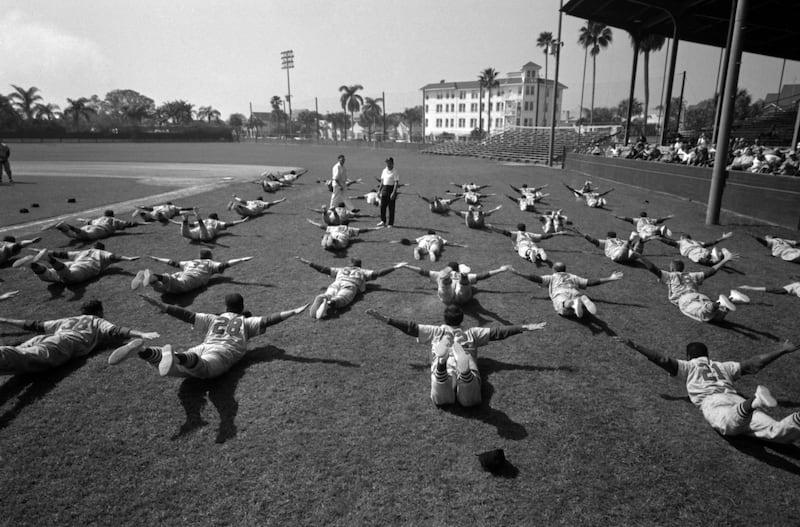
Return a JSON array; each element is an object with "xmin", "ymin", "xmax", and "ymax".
[{"xmin": 562, "ymin": 0, "xmax": 800, "ymax": 62}]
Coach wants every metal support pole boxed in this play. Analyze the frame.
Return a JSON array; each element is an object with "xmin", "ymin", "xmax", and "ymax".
[
  {"xmin": 382, "ymin": 91, "xmax": 386, "ymax": 142},
  {"xmin": 791, "ymin": 100, "xmax": 800, "ymax": 152},
  {"xmin": 659, "ymin": 31, "xmax": 680, "ymax": 145},
  {"xmin": 625, "ymin": 36, "xmax": 640, "ymax": 145},
  {"xmin": 707, "ymin": 0, "xmax": 748, "ymax": 225},
  {"xmin": 280, "ymin": 50, "xmax": 294, "ymax": 137},
  {"xmin": 712, "ymin": 0, "xmax": 736, "ymax": 145},
  {"xmin": 548, "ymin": 0, "xmax": 564, "ymax": 167},
  {"xmin": 675, "ymin": 71, "xmax": 686, "ymax": 136},
  {"xmin": 315, "ymin": 97, "xmax": 320, "ymax": 141}
]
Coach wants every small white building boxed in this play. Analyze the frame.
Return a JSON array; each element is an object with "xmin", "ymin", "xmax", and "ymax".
[{"xmin": 420, "ymin": 62, "xmax": 566, "ymax": 140}]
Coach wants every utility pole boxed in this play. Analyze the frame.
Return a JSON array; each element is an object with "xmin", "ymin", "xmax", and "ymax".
[
  {"xmin": 315, "ymin": 97, "xmax": 320, "ymax": 142},
  {"xmin": 382, "ymin": 91, "xmax": 386, "ymax": 142},
  {"xmin": 280, "ymin": 49, "xmax": 294, "ymax": 137},
  {"xmin": 548, "ymin": 0, "xmax": 564, "ymax": 167},
  {"xmin": 675, "ymin": 71, "xmax": 686, "ymax": 137}
]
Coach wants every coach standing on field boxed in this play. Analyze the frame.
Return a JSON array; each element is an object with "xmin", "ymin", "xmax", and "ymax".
[
  {"xmin": 0, "ymin": 138, "xmax": 12, "ymax": 184},
  {"xmin": 330, "ymin": 154, "xmax": 355, "ymax": 212},
  {"xmin": 377, "ymin": 157, "xmax": 399, "ymax": 227}
]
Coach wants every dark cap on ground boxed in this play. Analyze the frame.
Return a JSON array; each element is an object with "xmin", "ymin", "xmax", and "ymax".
[{"xmin": 477, "ymin": 449, "xmax": 507, "ymax": 473}]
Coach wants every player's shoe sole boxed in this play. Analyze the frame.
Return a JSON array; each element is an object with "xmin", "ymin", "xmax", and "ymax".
[
  {"xmin": 158, "ymin": 344, "xmax": 175, "ymax": 376},
  {"xmin": 309, "ymin": 295, "xmax": 325, "ymax": 318},
  {"xmin": 433, "ymin": 338, "xmax": 451, "ymax": 360},
  {"xmin": 108, "ymin": 338, "xmax": 144, "ymax": 365},
  {"xmin": 451, "ymin": 340, "xmax": 470, "ymax": 374},
  {"xmin": 131, "ymin": 270, "xmax": 146, "ymax": 290},
  {"xmin": 12, "ymin": 255, "xmax": 34, "ymax": 268},
  {"xmin": 315, "ymin": 299, "xmax": 330, "ymax": 320},
  {"xmin": 729, "ymin": 289, "xmax": 750, "ymax": 304},
  {"xmin": 413, "ymin": 247, "xmax": 421, "ymax": 260},
  {"xmin": 429, "ymin": 251, "xmax": 438, "ymax": 262},
  {"xmin": 717, "ymin": 294, "xmax": 736, "ymax": 311},
  {"xmin": 572, "ymin": 298, "xmax": 584, "ymax": 318},
  {"xmin": 754, "ymin": 385, "xmax": 777, "ymax": 409},
  {"xmin": 580, "ymin": 295, "xmax": 597, "ymax": 315}
]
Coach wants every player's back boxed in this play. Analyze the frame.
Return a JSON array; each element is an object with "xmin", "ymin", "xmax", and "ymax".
[
  {"xmin": 47, "ymin": 315, "xmax": 114, "ymax": 355},
  {"xmin": 197, "ymin": 312, "xmax": 262, "ymax": 360},
  {"xmin": 678, "ymin": 357, "xmax": 739, "ymax": 406}
]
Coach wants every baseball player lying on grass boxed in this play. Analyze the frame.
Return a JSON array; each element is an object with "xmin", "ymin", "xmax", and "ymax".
[
  {"xmin": 171, "ymin": 209, "xmax": 248, "ymax": 241},
  {"xmin": 227, "ymin": 195, "xmax": 286, "ymax": 218},
  {"xmin": 636, "ymin": 253, "xmax": 749, "ymax": 323},
  {"xmin": 752, "ymin": 235, "xmax": 800, "ymax": 263},
  {"xmin": 655, "ymin": 231, "xmax": 734, "ymax": 266},
  {"xmin": 130, "ymin": 249, "xmax": 252, "ymax": 294},
  {"xmin": 0, "ymin": 300, "xmax": 158, "ymax": 374},
  {"xmin": 45, "ymin": 209, "xmax": 139, "ymax": 241},
  {"xmin": 612, "ymin": 336, "xmax": 800, "ymax": 445},
  {"xmin": 366, "ymin": 305, "xmax": 546, "ymax": 407},
  {"xmin": 0, "ymin": 235, "xmax": 41, "ymax": 266},
  {"xmin": 390, "ymin": 231, "xmax": 467, "ymax": 263},
  {"xmin": 296, "ymin": 257, "xmax": 406, "ymax": 319},
  {"xmin": 456, "ymin": 204, "xmax": 502, "ymax": 229},
  {"xmin": 306, "ymin": 218, "xmax": 383, "ymax": 252},
  {"xmin": 134, "ymin": 202, "xmax": 194, "ymax": 223},
  {"xmin": 489, "ymin": 223, "xmax": 565, "ymax": 267},
  {"xmin": 567, "ymin": 227, "xmax": 641, "ymax": 264},
  {"xmin": 109, "ymin": 293, "xmax": 306, "ymax": 379},
  {"xmin": 16, "ymin": 242, "xmax": 139, "ymax": 285},
  {"xmin": 418, "ymin": 195, "xmax": 457, "ymax": 215},
  {"xmin": 509, "ymin": 263, "xmax": 623, "ymax": 318},
  {"xmin": 614, "ymin": 211, "xmax": 673, "ymax": 253},
  {"xmin": 401, "ymin": 262, "xmax": 509, "ymax": 306}
]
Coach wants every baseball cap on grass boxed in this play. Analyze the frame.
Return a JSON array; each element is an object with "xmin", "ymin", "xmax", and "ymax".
[{"xmin": 477, "ymin": 449, "xmax": 506, "ymax": 473}]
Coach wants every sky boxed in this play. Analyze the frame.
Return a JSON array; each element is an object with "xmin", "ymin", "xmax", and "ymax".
[{"xmin": 2, "ymin": 0, "xmax": 799, "ymax": 120}]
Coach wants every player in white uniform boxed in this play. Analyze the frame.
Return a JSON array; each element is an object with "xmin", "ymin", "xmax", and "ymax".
[
  {"xmin": 509, "ymin": 263, "xmax": 623, "ymax": 318},
  {"xmin": 753, "ymin": 235, "xmax": 800, "ymax": 263},
  {"xmin": 418, "ymin": 195, "xmax": 457, "ymax": 215},
  {"xmin": 537, "ymin": 209, "xmax": 569, "ymax": 234},
  {"xmin": 451, "ymin": 182, "xmax": 490, "ymax": 193},
  {"xmin": 0, "ymin": 300, "xmax": 158, "ymax": 374},
  {"xmin": 366, "ymin": 305, "xmax": 546, "ymax": 407},
  {"xmin": 738, "ymin": 282, "xmax": 800, "ymax": 298},
  {"xmin": 24, "ymin": 242, "xmax": 139, "ymax": 285},
  {"xmin": 637, "ymin": 254, "xmax": 749, "ymax": 323},
  {"xmin": 306, "ymin": 218, "xmax": 382, "ymax": 252},
  {"xmin": 489, "ymin": 223, "xmax": 564, "ymax": 266},
  {"xmin": 296, "ymin": 257, "xmax": 406, "ymax": 319},
  {"xmin": 330, "ymin": 154, "xmax": 357, "ymax": 212},
  {"xmin": 134, "ymin": 202, "xmax": 194, "ymax": 223},
  {"xmin": 614, "ymin": 211, "xmax": 673, "ymax": 253},
  {"xmin": 456, "ymin": 204, "xmax": 502, "ymax": 229},
  {"xmin": 510, "ymin": 183, "xmax": 549, "ymax": 202},
  {"xmin": 564, "ymin": 182, "xmax": 614, "ymax": 208},
  {"xmin": 261, "ymin": 168, "xmax": 307, "ymax": 184},
  {"xmin": 447, "ymin": 190, "xmax": 495, "ymax": 206},
  {"xmin": 391, "ymin": 231, "xmax": 467, "ymax": 262},
  {"xmin": 0, "ymin": 235, "xmax": 41, "ymax": 266},
  {"xmin": 109, "ymin": 293, "xmax": 306, "ymax": 379},
  {"xmin": 401, "ymin": 261, "xmax": 510, "ymax": 306},
  {"xmin": 47, "ymin": 210, "xmax": 139, "ymax": 241},
  {"xmin": 568, "ymin": 227, "xmax": 641, "ymax": 264},
  {"xmin": 309, "ymin": 202, "xmax": 370, "ymax": 226},
  {"xmin": 612, "ymin": 337, "xmax": 800, "ymax": 444},
  {"xmin": 656, "ymin": 232, "xmax": 734, "ymax": 265},
  {"xmin": 352, "ymin": 189, "xmax": 382, "ymax": 208},
  {"xmin": 173, "ymin": 209, "xmax": 248, "ymax": 241},
  {"xmin": 227, "ymin": 195, "xmax": 286, "ymax": 218},
  {"xmin": 130, "ymin": 249, "xmax": 253, "ymax": 294}
]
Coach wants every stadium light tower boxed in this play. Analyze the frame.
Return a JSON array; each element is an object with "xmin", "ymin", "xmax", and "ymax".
[{"xmin": 280, "ymin": 49, "xmax": 294, "ymax": 137}]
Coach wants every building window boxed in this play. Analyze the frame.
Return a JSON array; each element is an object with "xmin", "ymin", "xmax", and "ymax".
[
  {"xmin": 436, "ymin": 118, "xmax": 442, "ymax": 127},
  {"xmin": 458, "ymin": 103, "xmax": 465, "ymax": 112},
  {"xmin": 458, "ymin": 118, "xmax": 465, "ymax": 128},
  {"xmin": 425, "ymin": 119, "xmax": 428, "ymax": 127},
  {"xmin": 470, "ymin": 103, "xmax": 477, "ymax": 112},
  {"xmin": 425, "ymin": 104, "xmax": 429, "ymax": 113},
  {"xmin": 470, "ymin": 118, "xmax": 476, "ymax": 128},
  {"xmin": 435, "ymin": 104, "xmax": 442, "ymax": 112}
]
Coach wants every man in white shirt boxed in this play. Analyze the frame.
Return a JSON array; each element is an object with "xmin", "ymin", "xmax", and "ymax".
[{"xmin": 330, "ymin": 154, "xmax": 356, "ymax": 212}]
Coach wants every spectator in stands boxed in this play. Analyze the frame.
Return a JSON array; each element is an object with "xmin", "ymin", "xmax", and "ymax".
[
  {"xmin": 779, "ymin": 151, "xmax": 799, "ymax": 176},
  {"xmin": 729, "ymin": 147, "xmax": 755, "ymax": 171}
]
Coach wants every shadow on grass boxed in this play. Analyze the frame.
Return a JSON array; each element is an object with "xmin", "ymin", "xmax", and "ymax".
[
  {"xmin": 566, "ymin": 312, "xmax": 618, "ymax": 336},
  {"xmin": 0, "ymin": 355, "xmax": 89, "ymax": 430},
  {"xmin": 711, "ymin": 319, "xmax": 782, "ymax": 341},
  {"xmin": 160, "ymin": 276, "xmax": 274, "ymax": 308},
  {"xmin": 722, "ymin": 436, "xmax": 800, "ymax": 475},
  {"xmin": 461, "ymin": 297, "xmax": 513, "ymax": 325},
  {"xmin": 435, "ymin": 357, "xmax": 575, "ymax": 441},
  {"xmin": 45, "ymin": 267, "xmax": 136, "ymax": 301},
  {"xmin": 172, "ymin": 344, "xmax": 359, "ymax": 444}
]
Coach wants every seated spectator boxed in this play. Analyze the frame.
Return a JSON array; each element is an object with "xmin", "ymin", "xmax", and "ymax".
[
  {"xmin": 779, "ymin": 151, "xmax": 799, "ymax": 176},
  {"xmin": 729, "ymin": 147, "xmax": 755, "ymax": 171}
]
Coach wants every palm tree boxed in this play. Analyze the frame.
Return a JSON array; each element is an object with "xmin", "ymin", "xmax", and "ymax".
[
  {"xmin": 630, "ymin": 33, "xmax": 666, "ymax": 135},
  {"xmin": 8, "ymin": 85, "xmax": 44, "ymax": 121},
  {"xmin": 34, "ymin": 102, "xmax": 61, "ymax": 121},
  {"xmin": 361, "ymin": 96, "xmax": 383, "ymax": 140},
  {"xmin": 577, "ymin": 21, "xmax": 592, "ymax": 124},
  {"xmin": 339, "ymin": 85, "xmax": 364, "ymax": 140},
  {"xmin": 64, "ymin": 97, "xmax": 97, "ymax": 129},
  {"xmin": 401, "ymin": 106, "xmax": 423, "ymax": 142},
  {"xmin": 196, "ymin": 105, "xmax": 221, "ymax": 123},
  {"xmin": 537, "ymin": 31, "xmax": 555, "ymax": 125},
  {"xmin": 478, "ymin": 68, "xmax": 500, "ymax": 135},
  {"xmin": 579, "ymin": 22, "xmax": 613, "ymax": 124}
]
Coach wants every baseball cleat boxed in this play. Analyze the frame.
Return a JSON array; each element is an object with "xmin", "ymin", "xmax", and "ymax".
[
  {"xmin": 308, "ymin": 295, "xmax": 324, "ymax": 318},
  {"xmin": 12, "ymin": 255, "xmax": 35, "ymax": 268},
  {"xmin": 315, "ymin": 299, "xmax": 330, "ymax": 320},
  {"xmin": 108, "ymin": 338, "xmax": 144, "ymax": 365},
  {"xmin": 429, "ymin": 251, "xmax": 438, "ymax": 262},
  {"xmin": 580, "ymin": 295, "xmax": 597, "ymax": 315},
  {"xmin": 31, "ymin": 248, "xmax": 49, "ymax": 264},
  {"xmin": 131, "ymin": 270, "xmax": 146, "ymax": 290},
  {"xmin": 158, "ymin": 344, "xmax": 175, "ymax": 376},
  {"xmin": 717, "ymin": 294, "xmax": 736, "ymax": 311},
  {"xmin": 729, "ymin": 289, "xmax": 750, "ymax": 304},
  {"xmin": 754, "ymin": 385, "xmax": 777, "ymax": 409},
  {"xmin": 572, "ymin": 297, "xmax": 585, "ymax": 318},
  {"xmin": 413, "ymin": 247, "xmax": 421, "ymax": 260},
  {"xmin": 451, "ymin": 340, "xmax": 470, "ymax": 374},
  {"xmin": 433, "ymin": 338, "xmax": 451, "ymax": 360}
]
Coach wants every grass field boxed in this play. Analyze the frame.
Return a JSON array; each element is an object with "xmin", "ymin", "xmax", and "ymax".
[{"xmin": 1, "ymin": 142, "xmax": 799, "ymax": 526}]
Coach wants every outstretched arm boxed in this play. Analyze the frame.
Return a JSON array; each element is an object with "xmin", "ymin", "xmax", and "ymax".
[
  {"xmin": 486, "ymin": 321, "xmax": 547, "ymax": 342},
  {"xmin": 568, "ymin": 227, "xmax": 600, "ymax": 247},
  {"xmin": 635, "ymin": 255, "xmax": 663, "ymax": 279},
  {"xmin": 702, "ymin": 251, "xmax": 736, "ymax": 279},
  {"xmin": 306, "ymin": 218, "xmax": 326, "ymax": 230},
  {"xmin": 700, "ymin": 232, "xmax": 733, "ymax": 248},
  {"xmin": 401, "ymin": 263, "xmax": 436, "ymax": 278},
  {"xmin": 149, "ymin": 255, "xmax": 180, "ymax": 268},
  {"xmin": 225, "ymin": 256, "xmax": 253, "ymax": 267},
  {"xmin": 0, "ymin": 291, "xmax": 19, "ymax": 301},
  {"xmin": 738, "ymin": 285, "xmax": 788, "ymax": 295},
  {"xmin": 259, "ymin": 303, "xmax": 310, "ymax": 331},
  {"xmin": 111, "ymin": 254, "xmax": 140, "ymax": 262},
  {"xmin": 508, "ymin": 266, "xmax": 544, "ymax": 284},
  {"xmin": 654, "ymin": 214, "xmax": 674, "ymax": 224},
  {"xmin": 740, "ymin": 340, "xmax": 799, "ymax": 375},
  {"xmin": 655, "ymin": 236, "xmax": 678, "ymax": 248},
  {"xmin": 139, "ymin": 294, "xmax": 197, "ymax": 324},
  {"xmin": 295, "ymin": 256, "xmax": 332, "ymax": 276},
  {"xmin": 597, "ymin": 188, "xmax": 615, "ymax": 197},
  {"xmin": 365, "ymin": 309, "xmax": 419, "ymax": 337},
  {"xmin": 614, "ymin": 215, "xmax": 634, "ymax": 224},
  {"xmin": 612, "ymin": 336, "xmax": 679, "ymax": 376},
  {"xmin": 586, "ymin": 270, "xmax": 624, "ymax": 287},
  {"xmin": 483, "ymin": 205, "xmax": 502, "ymax": 216},
  {"xmin": 474, "ymin": 264, "xmax": 511, "ymax": 281},
  {"xmin": 372, "ymin": 262, "xmax": 408, "ymax": 278},
  {"xmin": 417, "ymin": 194, "xmax": 433, "ymax": 204},
  {"xmin": 488, "ymin": 225, "xmax": 512, "ymax": 238}
]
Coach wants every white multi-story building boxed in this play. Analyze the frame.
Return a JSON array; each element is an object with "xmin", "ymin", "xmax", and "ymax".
[{"xmin": 421, "ymin": 61, "xmax": 566, "ymax": 140}]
